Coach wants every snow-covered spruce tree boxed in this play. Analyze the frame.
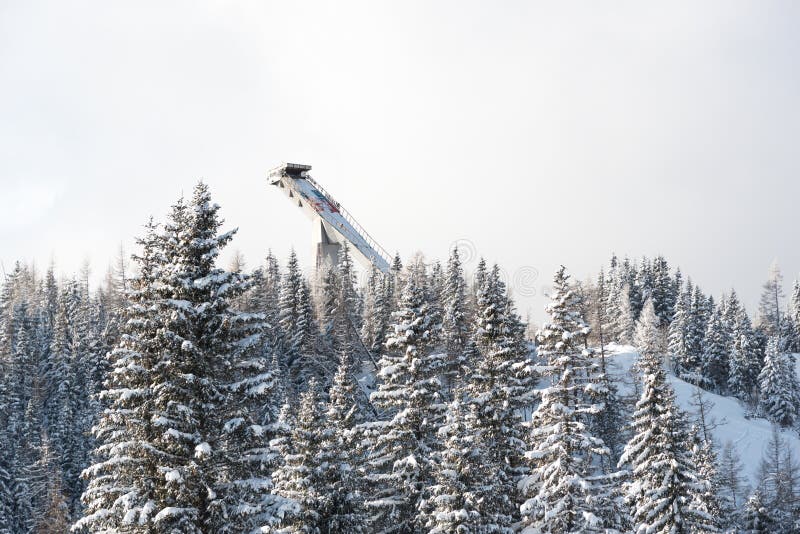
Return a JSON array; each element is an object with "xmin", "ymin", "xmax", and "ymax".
[
  {"xmin": 328, "ymin": 242, "xmax": 364, "ymax": 376},
  {"xmin": 288, "ymin": 278, "xmax": 325, "ymax": 391},
  {"xmin": 778, "ymin": 314, "xmax": 799, "ymax": 354},
  {"xmin": 792, "ymin": 279, "xmax": 800, "ymax": 347},
  {"xmin": 619, "ymin": 303, "xmax": 716, "ymax": 534},
  {"xmin": 317, "ymin": 351, "xmax": 369, "ymax": 532},
  {"xmin": 615, "ymin": 283, "xmax": 637, "ymax": 345},
  {"xmin": 689, "ymin": 434, "xmax": 724, "ymax": 530},
  {"xmin": 248, "ymin": 250, "xmax": 282, "ymax": 349},
  {"xmin": 278, "ymin": 249, "xmax": 305, "ymax": 368},
  {"xmin": 702, "ymin": 305, "xmax": 730, "ymax": 393},
  {"xmin": 741, "ymin": 490, "xmax": 775, "ymax": 533},
  {"xmin": 668, "ymin": 278, "xmax": 693, "ymax": 375},
  {"xmin": 423, "ymin": 400, "xmax": 485, "ymax": 533},
  {"xmin": 460, "ymin": 263, "xmax": 533, "ymax": 530},
  {"xmin": 728, "ymin": 310, "xmax": 761, "ymax": 403},
  {"xmin": 651, "ymin": 256, "xmax": 676, "ymax": 325},
  {"xmin": 210, "ymin": 298, "xmax": 289, "ymax": 530},
  {"xmin": 520, "ymin": 266, "xmax": 620, "ymax": 533},
  {"xmin": 426, "ymin": 261, "xmax": 445, "ymax": 347},
  {"xmin": 686, "ymin": 285, "xmax": 709, "ymax": 368},
  {"xmin": 361, "ymin": 263, "xmax": 447, "ymax": 532},
  {"xmin": 440, "ymin": 247, "xmax": 469, "ymax": 396},
  {"xmin": 78, "ymin": 183, "xmax": 288, "ymax": 532},
  {"xmin": 271, "ymin": 379, "xmax": 327, "ymax": 533},
  {"xmin": 590, "ymin": 272, "xmax": 626, "ymax": 464},
  {"xmin": 74, "ymin": 218, "xmax": 163, "ymax": 532},
  {"xmin": 362, "ymin": 263, "xmax": 391, "ymax": 358},
  {"xmin": 758, "ymin": 337, "xmax": 799, "ymax": 427}
]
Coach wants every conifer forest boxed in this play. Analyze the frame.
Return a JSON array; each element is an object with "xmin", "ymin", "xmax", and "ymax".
[{"xmin": 2, "ymin": 182, "xmax": 800, "ymax": 533}]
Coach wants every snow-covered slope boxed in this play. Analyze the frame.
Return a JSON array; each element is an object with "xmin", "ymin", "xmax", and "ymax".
[{"xmin": 606, "ymin": 344, "xmax": 800, "ymax": 486}]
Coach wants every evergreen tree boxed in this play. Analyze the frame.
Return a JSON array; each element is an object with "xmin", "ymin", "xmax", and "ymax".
[
  {"xmin": 741, "ymin": 490, "xmax": 775, "ymax": 533},
  {"xmin": 440, "ymin": 247, "xmax": 469, "ymax": 396},
  {"xmin": 461, "ymin": 263, "xmax": 533, "ymax": 530},
  {"xmin": 278, "ymin": 249, "xmax": 305, "ymax": 368},
  {"xmin": 318, "ymin": 352, "xmax": 368, "ymax": 532},
  {"xmin": 615, "ymin": 283, "xmax": 636, "ymax": 345},
  {"xmin": 520, "ymin": 266, "xmax": 618, "ymax": 533},
  {"xmin": 729, "ymin": 311, "xmax": 761, "ymax": 403},
  {"xmin": 668, "ymin": 278, "xmax": 692, "ymax": 374},
  {"xmin": 422, "ymin": 400, "xmax": 486, "ymax": 533},
  {"xmin": 78, "ymin": 183, "xmax": 289, "ymax": 532},
  {"xmin": 758, "ymin": 337, "xmax": 799, "ymax": 427},
  {"xmin": 633, "ymin": 298, "xmax": 661, "ymax": 360},
  {"xmin": 362, "ymin": 265, "xmax": 447, "ymax": 532},
  {"xmin": 651, "ymin": 256, "xmax": 676, "ymax": 325},
  {"xmin": 702, "ymin": 305, "xmax": 730, "ymax": 392},
  {"xmin": 619, "ymin": 303, "xmax": 714, "ymax": 534},
  {"xmin": 272, "ymin": 380, "xmax": 326, "ymax": 533},
  {"xmin": 362, "ymin": 264, "xmax": 390, "ymax": 357},
  {"xmin": 791, "ymin": 279, "xmax": 800, "ymax": 348},
  {"xmin": 75, "ymin": 218, "xmax": 163, "ymax": 532}
]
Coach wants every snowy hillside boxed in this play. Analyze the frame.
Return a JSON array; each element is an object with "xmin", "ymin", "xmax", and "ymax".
[{"xmin": 606, "ymin": 344, "xmax": 800, "ymax": 486}]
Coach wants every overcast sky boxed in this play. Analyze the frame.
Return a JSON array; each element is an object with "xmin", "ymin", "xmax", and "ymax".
[{"xmin": 2, "ymin": 0, "xmax": 799, "ymax": 321}]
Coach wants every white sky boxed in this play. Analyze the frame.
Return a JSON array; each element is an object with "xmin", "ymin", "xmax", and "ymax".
[{"xmin": 2, "ymin": 1, "xmax": 799, "ymax": 321}]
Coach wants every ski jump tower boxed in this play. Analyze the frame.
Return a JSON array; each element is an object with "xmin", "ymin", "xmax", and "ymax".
[{"xmin": 268, "ymin": 163, "xmax": 392, "ymax": 274}]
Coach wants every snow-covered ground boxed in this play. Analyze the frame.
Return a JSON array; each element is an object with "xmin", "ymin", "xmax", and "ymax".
[{"xmin": 605, "ymin": 344, "xmax": 800, "ymax": 486}]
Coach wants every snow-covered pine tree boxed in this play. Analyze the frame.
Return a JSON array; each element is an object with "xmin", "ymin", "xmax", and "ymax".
[
  {"xmin": 75, "ymin": 218, "xmax": 163, "ymax": 532},
  {"xmin": 728, "ymin": 310, "xmax": 761, "ymax": 403},
  {"xmin": 317, "ymin": 351, "xmax": 368, "ymax": 532},
  {"xmin": 675, "ymin": 284, "xmax": 709, "ymax": 383},
  {"xmin": 426, "ymin": 261, "xmax": 445, "ymax": 348},
  {"xmin": 288, "ymin": 278, "xmax": 325, "ymax": 391},
  {"xmin": 792, "ymin": 279, "xmax": 800, "ymax": 348},
  {"xmin": 778, "ymin": 314, "xmax": 799, "ymax": 354},
  {"xmin": 422, "ymin": 400, "xmax": 485, "ymax": 533},
  {"xmin": 758, "ymin": 337, "xmax": 799, "ymax": 427},
  {"xmin": 615, "ymin": 283, "xmax": 637, "ymax": 345},
  {"xmin": 520, "ymin": 266, "xmax": 619, "ymax": 533},
  {"xmin": 689, "ymin": 433, "xmax": 723, "ymax": 531},
  {"xmin": 440, "ymin": 247, "xmax": 469, "ymax": 396},
  {"xmin": 592, "ymin": 268, "xmax": 613, "ymax": 356},
  {"xmin": 78, "ymin": 183, "xmax": 287, "ymax": 532},
  {"xmin": 741, "ymin": 490, "xmax": 775, "ymax": 533},
  {"xmin": 278, "ymin": 249, "xmax": 305, "ymax": 369},
  {"xmin": 469, "ymin": 258, "xmax": 487, "ymax": 320},
  {"xmin": 651, "ymin": 256, "xmax": 676, "ymax": 325},
  {"xmin": 461, "ymin": 263, "xmax": 534, "ymax": 530},
  {"xmin": 633, "ymin": 298, "xmax": 661, "ymax": 362},
  {"xmin": 211, "ymin": 292, "xmax": 289, "ymax": 531},
  {"xmin": 362, "ymin": 263, "xmax": 447, "ymax": 532},
  {"xmin": 362, "ymin": 263, "xmax": 390, "ymax": 357},
  {"xmin": 329, "ymin": 242, "xmax": 364, "ymax": 375},
  {"xmin": 271, "ymin": 379, "xmax": 327, "ymax": 533},
  {"xmin": 702, "ymin": 305, "xmax": 730, "ymax": 392},
  {"xmin": 668, "ymin": 277, "xmax": 693, "ymax": 374},
  {"xmin": 619, "ymin": 301, "xmax": 715, "ymax": 534}
]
